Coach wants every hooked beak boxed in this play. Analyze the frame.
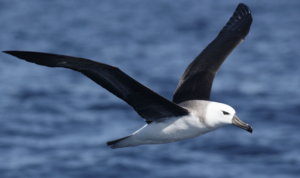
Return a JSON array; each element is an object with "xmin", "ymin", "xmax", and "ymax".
[{"xmin": 232, "ymin": 114, "xmax": 253, "ymax": 133}]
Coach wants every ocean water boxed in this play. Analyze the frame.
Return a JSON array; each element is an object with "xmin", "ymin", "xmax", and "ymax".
[{"xmin": 0, "ymin": 0, "xmax": 300, "ymax": 177}]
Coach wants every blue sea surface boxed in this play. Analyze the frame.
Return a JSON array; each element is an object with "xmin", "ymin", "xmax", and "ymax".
[{"xmin": 0, "ymin": 0, "xmax": 300, "ymax": 177}]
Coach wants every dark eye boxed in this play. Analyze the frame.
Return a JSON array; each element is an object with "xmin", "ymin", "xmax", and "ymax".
[{"xmin": 222, "ymin": 111, "xmax": 230, "ymax": 115}]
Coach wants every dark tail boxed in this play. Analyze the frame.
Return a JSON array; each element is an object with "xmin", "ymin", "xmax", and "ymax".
[{"xmin": 106, "ymin": 135, "xmax": 132, "ymax": 146}]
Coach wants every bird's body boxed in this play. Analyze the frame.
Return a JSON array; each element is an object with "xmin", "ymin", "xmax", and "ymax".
[
  {"xmin": 4, "ymin": 3, "xmax": 253, "ymax": 149},
  {"xmin": 111, "ymin": 101, "xmax": 233, "ymax": 148}
]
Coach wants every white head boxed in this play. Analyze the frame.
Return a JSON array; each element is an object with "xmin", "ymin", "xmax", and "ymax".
[{"xmin": 205, "ymin": 102, "xmax": 252, "ymax": 133}]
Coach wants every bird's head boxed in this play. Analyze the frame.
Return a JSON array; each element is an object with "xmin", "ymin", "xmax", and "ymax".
[{"xmin": 205, "ymin": 102, "xmax": 253, "ymax": 133}]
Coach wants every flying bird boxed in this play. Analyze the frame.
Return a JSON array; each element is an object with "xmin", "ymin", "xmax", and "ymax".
[{"xmin": 4, "ymin": 3, "xmax": 253, "ymax": 149}]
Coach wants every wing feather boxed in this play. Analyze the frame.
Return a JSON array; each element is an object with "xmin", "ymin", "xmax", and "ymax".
[
  {"xmin": 4, "ymin": 51, "xmax": 189, "ymax": 122},
  {"xmin": 173, "ymin": 3, "xmax": 252, "ymax": 103}
]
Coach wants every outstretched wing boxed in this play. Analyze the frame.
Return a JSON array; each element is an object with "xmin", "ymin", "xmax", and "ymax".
[
  {"xmin": 173, "ymin": 3, "xmax": 252, "ymax": 104},
  {"xmin": 4, "ymin": 51, "xmax": 189, "ymax": 123}
]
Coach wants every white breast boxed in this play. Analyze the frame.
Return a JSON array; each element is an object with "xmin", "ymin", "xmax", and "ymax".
[{"xmin": 128, "ymin": 113, "xmax": 214, "ymax": 146}]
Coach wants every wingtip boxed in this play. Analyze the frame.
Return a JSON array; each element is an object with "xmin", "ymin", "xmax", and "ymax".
[
  {"xmin": 219, "ymin": 3, "xmax": 252, "ymax": 36},
  {"xmin": 2, "ymin": 50, "xmax": 64, "ymax": 67},
  {"xmin": 3, "ymin": 50, "xmax": 22, "ymax": 57},
  {"xmin": 3, "ymin": 50, "xmax": 13, "ymax": 54},
  {"xmin": 3, "ymin": 51, "xmax": 33, "ymax": 61},
  {"xmin": 237, "ymin": 3, "xmax": 251, "ymax": 14},
  {"xmin": 236, "ymin": 3, "xmax": 251, "ymax": 16}
]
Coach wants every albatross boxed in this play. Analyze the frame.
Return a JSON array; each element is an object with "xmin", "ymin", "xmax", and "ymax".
[{"xmin": 4, "ymin": 3, "xmax": 253, "ymax": 149}]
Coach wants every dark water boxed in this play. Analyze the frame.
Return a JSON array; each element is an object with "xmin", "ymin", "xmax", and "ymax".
[{"xmin": 0, "ymin": 0, "xmax": 300, "ymax": 177}]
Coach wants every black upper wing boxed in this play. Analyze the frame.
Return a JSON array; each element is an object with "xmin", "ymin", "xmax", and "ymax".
[
  {"xmin": 173, "ymin": 3, "xmax": 252, "ymax": 104},
  {"xmin": 4, "ymin": 51, "xmax": 189, "ymax": 123}
]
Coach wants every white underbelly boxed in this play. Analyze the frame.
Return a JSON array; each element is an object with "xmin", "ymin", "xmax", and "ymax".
[{"xmin": 132, "ymin": 114, "xmax": 212, "ymax": 145}]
